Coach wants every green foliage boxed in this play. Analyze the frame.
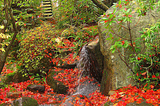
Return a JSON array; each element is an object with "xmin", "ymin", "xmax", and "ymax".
[
  {"xmin": 131, "ymin": 22, "xmax": 160, "ymax": 90},
  {"xmin": 29, "ymin": 73, "xmax": 46, "ymax": 84},
  {"xmin": 53, "ymin": 0, "xmax": 103, "ymax": 28},
  {"xmin": 6, "ymin": 71, "xmax": 16, "ymax": 77},
  {"xmin": 12, "ymin": 0, "xmax": 42, "ymax": 28},
  {"xmin": 64, "ymin": 25, "xmax": 99, "ymax": 57},
  {"xmin": 0, "ymin": 25, "xmax": 10, "ymax": 52},
  {"xmin": 17, "ymin": 22, "xmax": 57, "ymax": 76},
  {"xmin": 101, "ymin": 0, "xmax": 160, "ymax": 89}
]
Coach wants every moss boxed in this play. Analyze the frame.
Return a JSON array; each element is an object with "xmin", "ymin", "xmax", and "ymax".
[{"xmin": 13, "ymin": 97, "xmax": 38, "ymax": 106}]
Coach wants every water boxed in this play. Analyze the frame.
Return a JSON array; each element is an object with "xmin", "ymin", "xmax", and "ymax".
[
  {"xmin": 76, "ymin": 44, "xmax": 91, "ymax": 93},
  {"xmin": 74, "ymin": 44, "xmax": 100, "ymax": 97},
  {"xmin": 39, "ymin": 44, "xmax": 101, "ymax": 106}
]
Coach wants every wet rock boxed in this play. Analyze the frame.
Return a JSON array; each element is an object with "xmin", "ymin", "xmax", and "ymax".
[
  {"xmin": 46, "ymin": 69, "xmax": 68, "ymax": 94},
  {"xmin": 73, "ymin": 79, "xmax": 100, "ymax": 98},
  {"xmin": 12, "ymin": 97, "xmax": 38, "ymax": 106},
  {"xmin": 98, "ymin": 0, "xmax": 160, "ymax": 95},
  {"xmin": 77, "ymin": 39, "xmax": 103, "ymax": 83},
  {"xmin": 60, "ymin": 94, "xmax": 92, "ymax": 106},
  {"xmin": 86, "ymin": 38, "xmax": 104, "ymax": 83},
  {"xmin": 27, "ymin": 84, "xmax": 45, "ymax": 93}
]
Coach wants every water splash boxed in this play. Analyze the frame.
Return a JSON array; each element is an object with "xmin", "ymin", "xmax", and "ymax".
[
  {"xmin": 77, "ymin": 43, "xmax": 102, "ymax": 83},
  {"xmin": 74, "ymin": 43, "xmax": 101, "ymax": 97},
  {"xmin": 77, "ymin": 44, "xmax": 91, "ymax": 76}
]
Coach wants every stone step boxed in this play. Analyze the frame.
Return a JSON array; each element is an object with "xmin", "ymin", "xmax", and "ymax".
[
  {"xmin": 43, "ymin": 13, "xmax": 52, "ymax": 16},
  {"xmin": 43, "ymin": 2, "xmax": 51, "ymax": 5},
  {"xmin": 42, "ymin": 16, "xmax": 53, "ymax": 19},
  {"xmin": 41, "ymin": 0, "xmax": 53, "ymax": 19},
  {"xmin": 43, "ymin": 1, "xmax": 51, "ymax": 3},
  {"xmin": 42, "ymin": 4, "xmax": 52, "ymax": 7},
  {"xmin": 43, "ymin": 0, "xmax": 51, "ymax": 2},
  {"xmin": 43, "ymin": 7, "xmax": 52, "ymax": 10},
  {"xmin": 44, "ymin": 10, "xmax": 52, "ymax": 13}
]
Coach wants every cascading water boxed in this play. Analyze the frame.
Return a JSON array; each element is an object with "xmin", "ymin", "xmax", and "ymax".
[
  {"xmin": 77, "ymin": 42, "xmax": 102, "ymax": 83},
  {"xmin": 76, "ymin": 44, "xmax": 91, "ymax": 93},
  {"xmin": 73, "ymin": 43, "xmax": 102, "ymax": 97}
]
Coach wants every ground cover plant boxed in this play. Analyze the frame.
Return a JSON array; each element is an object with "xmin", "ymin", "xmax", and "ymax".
[{"xmin": 0, "ymin": 0, "xmax": 160, "ymax": 106}]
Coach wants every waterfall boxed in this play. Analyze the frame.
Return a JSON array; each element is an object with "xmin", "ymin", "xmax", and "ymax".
[{"xmin": 73, "ymin": 43, "xmax": 101, "ymax": 97}]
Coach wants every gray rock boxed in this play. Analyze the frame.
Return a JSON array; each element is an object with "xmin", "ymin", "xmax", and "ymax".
[
  {"xmin": 73, "ymin": 79, "xmax": 100, "ymax": 98},
  {"xmin": 98, "ymin": 0, "xmax": 160, "ymax": 95},
  {"xmin": 27, "ymin": 84, "xmax": 45, "ymax": 93}
]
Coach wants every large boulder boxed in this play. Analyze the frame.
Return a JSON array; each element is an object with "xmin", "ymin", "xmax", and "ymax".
[{"xmin": 98, "ymin": 1, "xmax": 160, "ymax": 95}]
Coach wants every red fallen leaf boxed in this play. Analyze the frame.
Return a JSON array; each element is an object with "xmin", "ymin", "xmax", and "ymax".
[
  {"xmin": 121, "ymin": 41, "xmax": 125, "ymax": 45},
  {"xmin": 150, "ymin": 85, "xmax": 154, "ymax": 89},
  {"xmin": 136, "ymin": 98, "xmax": 142, "ymax": 104},
  {"xmin": 137, "ymin": 57, "xmax": 141, "ymax": 60},
  {"xmin": 79, "ymin": 95, "xmax": 83, "ymax": 98},
  {"xmin": 152, "ymin": 75, "xmax": 156, "ymax": 78},
  {"xmin": 142, "ymin": 72, "xmax": 147, "ymax": 76},
  {"xmin": 128, "ymin": 15, "xmax": 132, "ymax": 17},
  {"xmin": 136, "ymin": 73, "xmax": 139, "ymax": 76}
]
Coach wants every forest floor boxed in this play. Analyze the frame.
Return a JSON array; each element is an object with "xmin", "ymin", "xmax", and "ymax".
[{"xmin": 0, "ymin": 20, "xmax": 160, "ymax": 106}]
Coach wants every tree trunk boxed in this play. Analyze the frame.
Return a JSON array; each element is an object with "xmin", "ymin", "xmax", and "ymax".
[
  {"xmin": 0, "ymin": 0, "xmax": 18, "ymax": 73},
  {"xmin": 91, "ymin": 0, "xmax": 109, "ymax": 11}
]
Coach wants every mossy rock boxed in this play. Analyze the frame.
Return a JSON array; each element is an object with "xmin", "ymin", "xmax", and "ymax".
[
  {"xmin": 47, "ymin": 69, "xmax": 68, "ymax": 94},
  {"xmin": 3, "ymin": 71, "xmax": 29, "ymax": 84},
  {"xmin": 13, "ymin": 97, "xmax": 38, "ymax": 106}
]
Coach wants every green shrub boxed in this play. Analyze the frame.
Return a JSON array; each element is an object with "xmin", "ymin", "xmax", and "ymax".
[
  {"xmin": 53, "ymin": 0, "xmax": 103, "ymax": 29},
  {"xmin": 17, "ymin": 22, "xmax": 58, "ymax": 76}
]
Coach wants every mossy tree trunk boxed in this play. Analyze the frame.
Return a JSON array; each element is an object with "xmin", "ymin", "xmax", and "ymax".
[
  {"xmin": 0, "ymin": 0, "xmax": 18, "ymax": 73},
  {"xmin": 91, "ymin": 0, "xmax": 118, "ymax": 11}
]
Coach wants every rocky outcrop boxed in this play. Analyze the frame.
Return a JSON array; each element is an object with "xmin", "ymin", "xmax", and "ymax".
[{"xmin": 98, "ymin": 1, "xmax": 160, "ymax": 95}]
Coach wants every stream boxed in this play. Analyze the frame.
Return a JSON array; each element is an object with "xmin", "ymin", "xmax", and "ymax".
[{"xmin": 39, "ymin": 44, "xmax": 101, "ymax": 106}]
